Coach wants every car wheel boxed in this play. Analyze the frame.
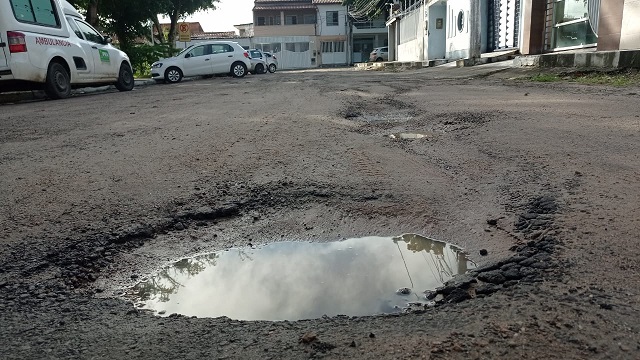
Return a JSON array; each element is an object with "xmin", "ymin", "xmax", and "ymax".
[
  {"xmin": 115, "ymin": 63, "xmax": 134, "ymax": 91},
  {"xmin": 44, "ymin": 62, "xmax": 71, "ymax": 99},
  {"xmin": 164, "ymin": 67, "xmax": 183, "ymax": 83},
  {"xmin": 231, "ymin": 62, "xmax": 247, "ymax": 78},
  {"xmin": 376, "ymin": 57, "xmax": 384, "ymax": 62},
  {"xmin": 268, "ymin": 64, "xmax": 277, "ymax": 73},
  {"xmin": 255, "ymin": 63, "xmax": 265, "ymax": 74}
]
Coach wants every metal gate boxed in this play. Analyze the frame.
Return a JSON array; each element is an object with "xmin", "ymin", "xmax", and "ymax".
[{"xmin": 487, "ymin": 0, "xmax": 522, "ymax": 51}]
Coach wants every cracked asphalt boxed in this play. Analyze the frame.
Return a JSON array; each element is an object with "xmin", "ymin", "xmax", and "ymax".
[{"xmin": 1, "ymin": 65, "xmax": 639, "ymax": 359}]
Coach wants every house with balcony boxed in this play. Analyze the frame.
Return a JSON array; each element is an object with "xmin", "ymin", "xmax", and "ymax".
[
  {"xmin": 252, "ymin": 0, "xmax": 390, "ymax": 69},
  {"xmin": 252, "ymin": 0, "xmax": 318, "ymax": 68}
]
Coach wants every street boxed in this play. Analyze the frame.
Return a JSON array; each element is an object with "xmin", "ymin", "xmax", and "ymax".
[{"xmin": 1, "ymin": 66, "xmax": 639, "ymax": 359}]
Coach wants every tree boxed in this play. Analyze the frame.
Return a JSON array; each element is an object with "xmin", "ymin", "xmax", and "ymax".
[
  {"xmin": 66, "ymin": 0, "xmax": 99, "ymax": 27},
  {"xmin": 99, "ymin": 0, "xmax": 163, "ymax": 51},
  {"xmin": 158, "ymin": 0, "xmax": 221, "ymax": 45}
]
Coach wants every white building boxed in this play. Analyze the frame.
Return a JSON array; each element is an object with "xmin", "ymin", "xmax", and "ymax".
[
  {"xmin": 387, "ymin": 0, "xmax": 522, "ymax": 63},
  {"xmin": 251, "ymin": 0, "xmax": 389, "ymax": 69}
]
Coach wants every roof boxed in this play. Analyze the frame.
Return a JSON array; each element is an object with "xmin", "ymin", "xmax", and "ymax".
[
  {"xmin": 254, "ymin": 3, "xmax": 317, "ymax": 10},
  {"xmin": 311, "ymin": 0, "xmax": 343, "ymax": 3},
  {"xmin": 62, "ymin": 0, "xmax": 82, "ymax": 18}
]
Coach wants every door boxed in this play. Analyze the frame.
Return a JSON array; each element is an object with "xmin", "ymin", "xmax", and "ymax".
[
  {"xmin": 428, "ymin": 4, "xmax": 447, "ymax": 59},
  {"xmin": 209, "ymin": 43, "xmax": 236, "ymax": 74},
  {"xmin": 488, "ymin": 0, "xmax": 521, "ymax": 51},
  {"xmin": 66, "ymin": 17, "xmax": 95, "ymax": 81},
  {"xmin": 73, "ymin": 19, "xmax": 119, "ymax": 79},
  {"xmin": 182, "ymin": 44, "xmax": 213, "ymax": 77}
]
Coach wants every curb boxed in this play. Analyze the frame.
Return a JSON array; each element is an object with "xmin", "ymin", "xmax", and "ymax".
[{"xmin": 0, "ymin": 78, "xmax": 158, "ymax": 104}]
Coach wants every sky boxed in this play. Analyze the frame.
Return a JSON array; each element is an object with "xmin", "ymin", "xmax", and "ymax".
[{"xmin": 162, "ymin": 0, "xmax": 255, "ymax": 33}]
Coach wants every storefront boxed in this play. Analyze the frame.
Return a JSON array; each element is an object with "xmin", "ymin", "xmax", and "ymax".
[{"xmin": 549, "ymin": 0, "xmax": 599, "ymax": 50}]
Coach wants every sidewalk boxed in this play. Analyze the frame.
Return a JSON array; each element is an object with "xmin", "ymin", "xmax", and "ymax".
[{"xmin": 515, "ymin": 49, "xmax": 640, "ymax": 69}]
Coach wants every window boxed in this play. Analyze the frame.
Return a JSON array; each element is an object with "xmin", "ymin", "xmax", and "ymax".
[
  {"xmin": 269, "ymin": 16, "xmax": 281, "ymax": 25},
  {"xmin": 285, "ymin": 15, "xmax": 297, "ymax": 25},
  {"xmin": 258, "ymin": 16, "xmax": 280, "ymax": 26},
  {"xmin": 211, "ymin": 44, "xmax": 233, "ymax": 54},
  {"xmin": 74, "ymin": 20, "xmax": 104, "ymax": 44},
  {"xmin": 11, "ymin": 0, "xmax": 59, "ymax": 27},
  {"xmin": 321, "ymin": 41, "xmax": 345, "ymax": 53},
  {"xmin": 456, "ymin": 10, "xmax": 464, "ymax": 32},
  {"xmin": 285, "ymin": 42, "xmax": 309, "ymax": 52},
  {"xmin": 66, "ymin": 17, "xmax": 83, "ymax": 39},
  {"xmin": 327, "ymin": 11, "xmax": 339, "ymax": 26},
  {"xmin": 303, "ymin": 14, "xmax": 316, "ymax": 24},
  {"xmin": 249, "ymin": 50, "xmax": 262, "ymax": 58},
  {"xmin": 187, "ymin": 45, "xmax": 207, "ymax": 57},
  {"xmin": 551, "ymin": 0, "xmax": 597, "ymax": 49}
]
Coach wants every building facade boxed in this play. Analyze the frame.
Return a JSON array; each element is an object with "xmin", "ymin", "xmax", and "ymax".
[
  {"xmin": 522, "ymin": 0, "xmax": 640, "ymax": 54},
  {"xmin": 251, "ymin": 0, "xmax": 387, "ymax": 69},
  {"xmin": 388, "ymin": 0, "xmax": 639, "ymax": 63}
]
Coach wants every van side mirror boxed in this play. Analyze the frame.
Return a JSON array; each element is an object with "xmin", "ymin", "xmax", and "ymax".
[
  {"xmin": 185, "ymin": 53, "xmax": 191, "ymax": 58},
  {"xmin": 103, "ymin": 36, "xmax": 112, "ymax": 45}
]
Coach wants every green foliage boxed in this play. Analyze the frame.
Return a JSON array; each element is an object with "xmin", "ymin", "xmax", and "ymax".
[
  {"xmin": 573, "ymin": 71, "xmax": 640, "ymax": 86},
  {"xmin": 160, "ymin": 0, "xmax": 221, "ymax": 44},
  {"xmin": 529, "ymin": 70, "xmax": 640, "ymax": 86},
  {"xmin": 125, "ymin": 44, "xmax": 179, "ymax": 77},
  {"xmin": 70, "ymin": 0, "xmax": 221, "ymax": 50},
  {"xmin": 530, "ymin": 73, "xmax": 562, "ymax": 82}
]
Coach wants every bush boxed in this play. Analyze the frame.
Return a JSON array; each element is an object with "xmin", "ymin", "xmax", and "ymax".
[{"xmin": 124, "ymin": 44, "xmax": 180, "ymax": 78}]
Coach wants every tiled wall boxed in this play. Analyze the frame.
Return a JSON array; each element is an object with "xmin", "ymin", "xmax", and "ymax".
[
  {"xmin": 620, "ymin": 0, "xmax": 640, "ymax": 49},
  {"xmin": 597, "ymin": 0, "xmax": 625, "ymax": 51}
]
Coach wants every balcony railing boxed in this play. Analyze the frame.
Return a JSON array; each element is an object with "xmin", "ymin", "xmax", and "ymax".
[{"xmin": 353, "ymin": 21, "xmax": 386, "ymax": 29}]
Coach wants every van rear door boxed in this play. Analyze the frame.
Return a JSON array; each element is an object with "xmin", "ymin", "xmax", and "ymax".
[{"xmin": 0, "ymin": 32, "xmax": 8, "ymax": 68}]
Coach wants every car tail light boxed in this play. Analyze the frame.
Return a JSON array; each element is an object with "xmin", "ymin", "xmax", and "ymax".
[
  {"xmin": 7, "ymin": 31, "xmax": 27, "ymax": 53},
  {"xmin": 243, "ymin": 51, "xmax": 250, "ymax": 58}
]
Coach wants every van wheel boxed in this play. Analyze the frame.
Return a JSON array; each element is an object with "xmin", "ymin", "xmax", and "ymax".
[
  {"xmin": 45, "ymin": 62, "xmax": 71, "ymax": 99},
  {"xmin": 268, "ymin": 64, "xmax": 277, "ymax": 73},
  {"xmin": 165, "ymin": 67, "xmax": 183, "ymax": 83},
  {"xmin": 115, "ymin": 63, "xmax": 134, "ymax": 91},
  {"xmin": 230, "ymin": 62, "xmax": 247, "ymax": 78}
]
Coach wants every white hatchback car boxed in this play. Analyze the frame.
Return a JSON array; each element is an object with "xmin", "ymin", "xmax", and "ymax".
[
  {"xmin": 0, "ymin": 0, "xmax": 134, "ymax": 99},
  {"xmin": 151, "ymin": 41, "xmax": 251, "ymax": 83}
]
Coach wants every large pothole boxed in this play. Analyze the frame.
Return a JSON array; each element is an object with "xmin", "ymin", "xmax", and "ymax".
[{"xmin": 124, "ymin": 234, "xmax": 475, "ymax": 321}]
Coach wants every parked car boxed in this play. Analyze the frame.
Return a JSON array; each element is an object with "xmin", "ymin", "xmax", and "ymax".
[
  {"xmin": 263, "ymin": 52, "xmax": 279, "ymax": 73},
  {"xmin": 248, "ymin": 49, "xmax": 278, "ymax": 74},
  {"xmin": 151, "ymin": 41, "xmax": 250, "ymax": 83},
  {"xmin": 247, "ymin": 49, "xmax": 267, "ymax": 74},
  {"xmin": 369, "ymin": 47, "xmax": 389, "ymax": 62},
  {"xmin": 0, "ymin": 0, "xmax": 134, "ymax": 99}
]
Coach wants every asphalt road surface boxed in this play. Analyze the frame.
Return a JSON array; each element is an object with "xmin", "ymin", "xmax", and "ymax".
[{"xmin": 1, "ymin": 67, "xmax": 639, "ymax": 359}]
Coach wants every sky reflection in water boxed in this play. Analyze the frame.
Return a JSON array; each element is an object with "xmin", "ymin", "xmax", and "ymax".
[{"xmin": 128, "ymin": 234, "xmax": 474, "ymax": 320}]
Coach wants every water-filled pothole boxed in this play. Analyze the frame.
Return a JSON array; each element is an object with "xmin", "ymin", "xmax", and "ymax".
[{"xmin": 125, "ymin": 234, "xmax": 474, "ymax": 321}]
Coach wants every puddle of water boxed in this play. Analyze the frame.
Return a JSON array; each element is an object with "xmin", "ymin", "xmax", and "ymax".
[
  {"xmin": 389, "ymin": 132, "xmax": 428, "ymax": 140},
  {"xmin": 126, "ymin": 234, "xmax": 474, "ymax": 321}
]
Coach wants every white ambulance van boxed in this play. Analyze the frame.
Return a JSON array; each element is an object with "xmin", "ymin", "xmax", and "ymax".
[{"xmin": 0, "ymin": 0, "xmax": 134, "ymax": 99}]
